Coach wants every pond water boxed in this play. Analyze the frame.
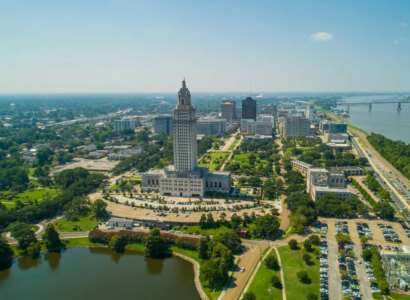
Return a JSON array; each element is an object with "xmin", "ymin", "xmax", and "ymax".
[{"xmin": 0, "ymin": 247, "xmax": 200, "ymax": 300}]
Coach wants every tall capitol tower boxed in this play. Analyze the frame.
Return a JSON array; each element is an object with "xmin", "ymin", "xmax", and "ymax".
[
  {"xmin": 173, "ymin": 79, "xmax": 198, "ymax": 172},
  {"xmin": 141, "ymin": 79, "xmax": 231, "ymax": 197}
]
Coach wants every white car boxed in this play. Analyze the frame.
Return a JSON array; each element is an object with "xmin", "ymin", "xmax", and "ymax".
[{"xmin": 240, "ymin": 267, "xmax": 245, "ymax": 272}]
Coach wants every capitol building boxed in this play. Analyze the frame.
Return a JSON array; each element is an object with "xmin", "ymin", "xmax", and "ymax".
[{"xmin": 141, "ymin": 80, "xmax": 231, "ymax": 197}]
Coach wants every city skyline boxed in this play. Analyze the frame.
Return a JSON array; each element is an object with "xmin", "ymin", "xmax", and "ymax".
[{"xmin": 1, "ymin": 1, "xmax": 410, "ymax": 93}]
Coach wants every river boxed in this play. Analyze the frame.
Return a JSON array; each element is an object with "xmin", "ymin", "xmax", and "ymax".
[
  {"xmin": 0, "ymin": 247, "xmax": 200, "ymax": 300},
  {"xmin": 338, "ymin": 95, "xmax": 410, "ymax": 143}
]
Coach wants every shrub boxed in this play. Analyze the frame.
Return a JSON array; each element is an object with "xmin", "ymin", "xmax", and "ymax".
[
  {"xmin": 303, "ymin": 239, "xmax": 312, "ymax": 251},
  {"xmin": 271, "ymin": 275, "xmax": 282, "ymax": 289},
  {"xmin": 288, "ymin": 239, "xmax": 298, "ymax": 250},
  {"xmin": 309, "ymin": 235, "xmax": 320, "ymax": 246},
  {"xmin": 176, "ymin": 236, "xmax": 199, "ymax": 250},
  {"xmin": 297, "ymin": 270, "xmax": 310, "ymax": 284},
  {"xmin": 362, "ymin": 248, "xmax": 373, "ymax": 262},
  {"xmin": 243, "ymin": 292, "xmax": 256, "ymax": 300},
  {"xmin": 307, "ymin": 293, "xmax": 318, "ymax": 300},
  {"xmin": 303, "ymin": 253, "xmax": 311, "ymax": 264},
  {"xmin": 265, "ymin": 254, "xmax": 279, "ymax": 270}
]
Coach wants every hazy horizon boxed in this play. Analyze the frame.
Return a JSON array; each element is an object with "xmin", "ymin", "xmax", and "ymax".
[{"xmin": 1, "ymin": 0, "xmax": 409, "ymax": 93}]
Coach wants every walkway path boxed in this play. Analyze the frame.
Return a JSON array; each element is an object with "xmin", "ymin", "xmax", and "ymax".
[{"xmin": 274, "ymin": 247, "xmax": 287, "ymax": 300}]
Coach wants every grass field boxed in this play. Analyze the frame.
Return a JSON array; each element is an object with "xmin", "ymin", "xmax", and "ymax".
[
  {"xmin": 53, "ymin": 214, "xmax": 99, "ymax": 232},
  {"xmin": 228, "ymin": 135, "xmax": 241, "ymax": 151},
  {"xmin": 278, "ymin": 244, "xmax": 320, "ymax": 300},
  {"xmin": 172, "ymin": 224, "xmax": 235, "ymax": 235},
  {"xmin": 247, "ymin": 249, "xmax": 283, "ymax": 300},
  {"xmin": 199, "ymin": 152, "xmax": 229, "ymax": 171},
  {"xmin": 226, "ymin": 152, "xmax": 269, "ymax": 175},
  {"xmin": 0, "ymin": 188, "xmax": 58, "ymax": 209}
]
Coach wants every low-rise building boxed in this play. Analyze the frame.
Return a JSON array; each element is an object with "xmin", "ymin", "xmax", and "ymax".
[
  {"xmin": 291, "ymin": 158, "xmax": 312, "ymax": 174},
  {"xmin": 307, "ymin": 167, "xmax": 351, "ymax": 200},
  {"xmin": 197, "ymin": 119, "xmax": 227, "ymax": 135},
  {"xmin": 107, "ymin": 217, "xmax": 134, "ymax": 229}
]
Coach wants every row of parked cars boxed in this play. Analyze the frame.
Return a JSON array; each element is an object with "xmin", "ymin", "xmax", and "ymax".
[
  {"xmin": 336, "ymin": 221, "xmax": 349, "ymax": 235},
  {"xmin": 356, "ymin": 222, "xmax": 373, "ymax": 239},
  {"xmin": 378, "ymin": 223, "xmax": 401, "ymax": 243},
  {"xmin": 338, "ymin": 243, "xmax": 362, "ymax": 300},
  {"xmin": 319, "ymin": 239, "xmax": 329, "ymax": 300},
  {"xmin": 315, "ymin": 222, "xmax": 328, "ymax": 234},
  {"xmin": 398, "ymin": 220, "xmax": 410, "ymax": 237}
]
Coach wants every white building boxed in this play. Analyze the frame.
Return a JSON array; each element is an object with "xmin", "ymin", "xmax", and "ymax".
[
  {"xmin": 114, "ymin": 119, "xmax": 136, "ymax": 132},
  {"xmin": 197, "ymin": 118, "xmax": 227, "ymax": 135},
  {"xmin": 241, "ymin": 115, "xmax": 274, "ymax": 136},
  {"xmin": 142, "ymin": 80, "xmax": 231, "ymax": 197},
  {"xmin": 307, "ymin": 167, "xmax": 351, "ymax": 200},
  {"xmin": 280, "ymin": 116, "xmax": 311, "ymax": 138}
]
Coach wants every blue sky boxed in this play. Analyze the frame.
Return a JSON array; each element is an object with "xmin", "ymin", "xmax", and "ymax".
[{"xmin": 0, "ymin": 0, "xmax": 409, "ymax": 93}]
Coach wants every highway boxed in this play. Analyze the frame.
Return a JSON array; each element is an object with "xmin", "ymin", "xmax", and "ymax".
[{"xmin": 348, "ymin": 129, "xmax": 410, "ymax": 222}]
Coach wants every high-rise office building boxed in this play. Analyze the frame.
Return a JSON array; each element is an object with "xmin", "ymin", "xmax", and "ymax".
[
  {"xmin": 281, "ymin": 116, "xmax": 311, "ymax": 137},
  {"xmin": 221, "ymin": 100, "xmax": 236, "ymax": 122},
  {"xmin": 114, "ymin": 119, "xmax": 136, "ymax": 132},
  {"xmin": 242, "ymin": 97, "xmax": 257, "ymax": 120},
  {"xmin": 154, "ymin": 115, "xmax": 173, "ymax": 136}
]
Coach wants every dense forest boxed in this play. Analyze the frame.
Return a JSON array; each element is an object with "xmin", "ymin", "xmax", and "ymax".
[{"xmin": 367, "ymin": 133, "xmax": 410, "ymax": 179}]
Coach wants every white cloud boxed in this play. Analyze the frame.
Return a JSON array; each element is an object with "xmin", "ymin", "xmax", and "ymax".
[
  {"xmin": 400, "ymin": 21, "xmax": 407, "ymax": 26},
  {"xmin": 393, "ymin": 39, "xmax": 400, "ymax": 45},
  {"xmin": 310, "ymin": 32, "xmax": 333, "ymax": 41}
]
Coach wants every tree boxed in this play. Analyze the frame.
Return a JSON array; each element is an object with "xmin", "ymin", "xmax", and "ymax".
[
  {"xmin": 0, "ymin": 236, "xmax": 13, "ymax": 268},
  {"xmin": 36, "ymin": 147, "xmax": 54, "ymax": 166},
  {"xmin": 26, "ymin": 241, "xmax": 41, "ymax": 258},
  {"xmin": 42, "ymin": 224, "xmax": 62, "ymax": 250},
  {"xmin": 297, "ymin": 270, "xmax": 310, "ymax": 284},
  {"xmin": 14, "ymin": 227, "xmax": 37, "ymax": 251},
  {"xmin": 271, "ymin": 275, "xmax": 282, "ymax": 289},
  {"xmin": 251, "ymin": 215, "xmax": 279, "ymax": 239},
  {"xmin": 199, "ymin": 214, "xmax": 207, "ymax": 229},
  {"xmin": 303, "ymin": 239, "xmax": 312, "ymax": 252},
  {"xmin": 265, "ymin": 254, "xmax": 279, "ymax": 270},
  {"xmin": 212, "ymin": 232, "xmax": 242, "ymax": 254},
  {"xmin": 288, "ymin": 239, "xmax": 298, "ymax": 250},
  {"xmin": 230, "ymin": 213, "xmax": 241, "ymax": 230},
  {"xmin": 206, "ymin": 213, "xmax": 215, "ymax": 228},
  {"xmin": 361, "ymin": 248, "xmax": 373, "ymax": 262},
  {"xmin": 307, "ymin": 293, "xmax": 318, "ymax": 300},
  {"xmin": 303, "ymin": 253, "xmax": 311, "ymax": 265},
  {"xmin": 110, "ymin": 235, "xmax": 125, "ymax": 252},
  {"xmin": 243, "ymin": 292, "xmax": 256, "ymax": 300},
  {"xmin": 144, "ymin": 228, "xmax": 166, "ymax": 258},
  {"xmin": 198, "ymin": 236, "xmax": 210, "ymax": 260},
  {"xmin": 92, "ymin": 199, "xmax": 108, "ymax": 220},
  {"xmin": 309, "ymin": 235, "xmax": 320, "ymax": 246}
]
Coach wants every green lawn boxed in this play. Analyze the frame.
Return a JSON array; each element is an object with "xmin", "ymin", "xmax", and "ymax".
[
  {"xmin": 199, "ymin": 152, "xmax": 229, "ymax": 171},
  {"xmin": 278, "ymin": 244, "xmax": 320, "ymax": 300},
  {"xmin": 53, "ymin": 214, "xmax": 99, "ymax": 232},
  {"xmin": 388, "ymin": 294, "xmax": 410, "ymax": 300},
  {"xmin": 226, "ymin": 152, "xmax": 269, "ymax": 175},
  {"xmin": 228, "ymin": 135, "xmax": 241, "ymax": 151},
  {"xmin": 247, "ymin": 249, "xmax": 283, "ymax": 300},
  {"xmin": 173, "ymin": 224, "xmax": 235, "ymax": 236},
  {"xmin": 0, "ymin": 188, "xmax": 58, "ymax": 209}
]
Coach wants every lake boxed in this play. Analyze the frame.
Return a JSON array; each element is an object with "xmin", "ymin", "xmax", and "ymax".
[
  {"xmin": 338, "ymin": 95, "xmax": 410, "ymax": 143},
  {"xmin": 0, "ymin": 247, "xmax": 200, "ymax": 300}
]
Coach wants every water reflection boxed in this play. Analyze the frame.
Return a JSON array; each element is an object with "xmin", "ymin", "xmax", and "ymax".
[
  {"xmin": 44, "ymin": 251, "xmax": 62, "ymax": 271},
  {"xmin": 17, "ymin": 256, "xmax": 42, "ymax": 270},
  {"xmin": 145, "ymin": 257, "xmax": 164, "ymax": 275}
]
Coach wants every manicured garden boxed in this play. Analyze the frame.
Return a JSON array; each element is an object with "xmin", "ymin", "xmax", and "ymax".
[
  {"xmin": 0, "ymin": 188, "xmax": 58, "ymax": 209},
  {"xmin": 199, "ymin": 152, "xmax": 229, "ymax": 171}
]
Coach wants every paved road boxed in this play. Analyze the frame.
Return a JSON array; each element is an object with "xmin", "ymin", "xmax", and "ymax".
[
  {"xmin": 352, "ymin": 243, "xmax": 373, "ymax": 300},
  {"xmin": 221, "ymin": 242, "xmax": 266, "ymax": 300}
]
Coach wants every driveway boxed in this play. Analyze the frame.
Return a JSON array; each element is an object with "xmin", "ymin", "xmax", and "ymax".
[{"xmin": 327, "ymin": 221, "xmax": 343, "ymax": 300}]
